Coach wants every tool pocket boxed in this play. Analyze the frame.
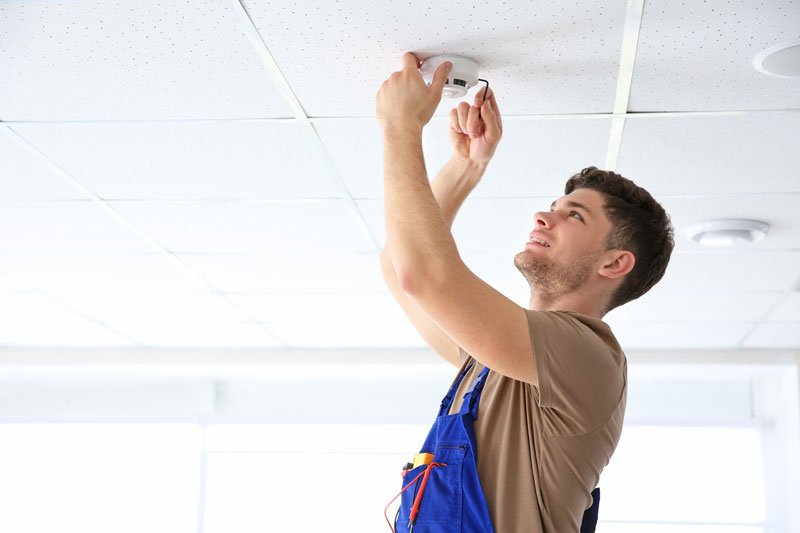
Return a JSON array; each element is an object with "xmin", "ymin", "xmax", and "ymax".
[{"xmin": 395, "ymin": 444, "xmax": 467, "ymax": 532}]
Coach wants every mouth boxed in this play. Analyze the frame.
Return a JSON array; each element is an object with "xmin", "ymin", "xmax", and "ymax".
[{"xmin": 526, "ymin": 235, "xmax": 551, "ymax": 248}]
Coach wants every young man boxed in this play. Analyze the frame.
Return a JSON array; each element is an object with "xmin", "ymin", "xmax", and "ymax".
[{"xmin": 377, "ymin": 52, "xmax": 674, "ymax": 532}]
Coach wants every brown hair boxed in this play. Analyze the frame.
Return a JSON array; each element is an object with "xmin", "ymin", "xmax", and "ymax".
[{"xmin": 565, "ymin": 166, "xmax": 674, "ymax": 312}]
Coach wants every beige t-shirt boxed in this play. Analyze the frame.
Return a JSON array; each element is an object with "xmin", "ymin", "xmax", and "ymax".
[{"xmin": 448, "ymin": 309, "xmax": 627, "ymax": 532}]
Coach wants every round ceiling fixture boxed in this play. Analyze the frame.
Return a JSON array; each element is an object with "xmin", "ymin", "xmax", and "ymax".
[
  {"xmin": 753, "ymin": 38, "xmax": 800, "ymax": 79},
  {"xmin": 419, "ymin": 54, "xmax": 480, "ymax": 98},
  {"xmin": 686, "ymin": 219, "xmax": 770, "ymax": 247}
]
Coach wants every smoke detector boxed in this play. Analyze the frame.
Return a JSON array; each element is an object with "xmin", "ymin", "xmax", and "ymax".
[
  {"xmin": 419, "ymin": 54, "xmax": 480, "ymax": 98},
  {"xmin": 686, "ymin": 219, "xmax": 770, "ymax": 247},
  {"xmin": 753, "ymin": 38, "xmax": 800, "ymax": 79}
]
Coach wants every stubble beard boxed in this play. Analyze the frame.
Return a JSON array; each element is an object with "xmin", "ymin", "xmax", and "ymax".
[{"xmin": 513, "ymin": 249, "xmax": 599, "ymax": 302}]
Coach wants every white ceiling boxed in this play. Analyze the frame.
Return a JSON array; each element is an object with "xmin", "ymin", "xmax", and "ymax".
[{"xmin": 0, "ymin": 0, "xmax": 798, "ymax": 350}]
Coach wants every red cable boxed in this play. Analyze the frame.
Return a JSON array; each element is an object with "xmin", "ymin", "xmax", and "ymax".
[{"xmin": 383, "ymin": 462, "xmax": 447, "ymax": 532}]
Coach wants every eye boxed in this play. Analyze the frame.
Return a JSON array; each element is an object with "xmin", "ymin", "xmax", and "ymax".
[{"xmin": 569, "ymin": 211, "xmax": 584, "ymax": 221}]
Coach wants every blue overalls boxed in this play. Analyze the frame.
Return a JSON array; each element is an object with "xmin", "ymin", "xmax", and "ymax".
[
  {"xmin": 395, "ymin": 362, "xmax": 494, "ymax": 532},
  {"xmin": 394, "ymin": 361, "xmax": 602, "ymax": 532}
]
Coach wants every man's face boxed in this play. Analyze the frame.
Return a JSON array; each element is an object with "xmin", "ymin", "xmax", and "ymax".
[{"xmin": 513, "ymin": 188, "xmax": 613, "ymax": 299}]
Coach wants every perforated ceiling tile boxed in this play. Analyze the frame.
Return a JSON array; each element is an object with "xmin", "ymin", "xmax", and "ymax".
[
  {"xmin": 47, "ymin": 290, "xmax": 250, "ymax": 325},
  {"xmin": 604, "ymin": 286, "xmax": 783, "ymax": 323},
  {"xmin": 605, "ymin": 321, "xmax": 752, "ymax": 349},
  {"xmin": 0, "ymin": 0, "xmax": 294, "ymax": 120},
  {"xmin": 241, "ymin": 0, "xmax": 627, "ymax": 117},
  {"xmin": 660, "ymin": 194, "xmax": 800, "ymax": 251},
  {"xmin": 315, "ymin": 116, "xmax": 612, "ymax": 199},
  {"xmin": 0, "ymin": 128, "xmax": 91, "ymax": 200},
  {"xmin": 357, "ymin": 197, "xmax": 551, "ymax": 254},
  {"xmin": 617, "ymin": 113, "xmax": 800, "ymax": 195},
  {"xmin": 630, "ymin": 0, "xmax": 800, "ymax": 111},
  {"xmin": 764, "ymin": 292, "xmax": 800, "ymax": 322},
  {"xmin": 0, "ymin": 316, "xmax": 135, "ymax": 347},
  {"xmin": 742, "ymin": 322, "xmax": 800, "ymax": 349},
  {"xmin": 0, "ymin": 203, "xmax": 161, "ymax": 254},
  {"xmin": 107, "ymin": 320, "xmax": 283, "ymax": 348},
  {"xmin": 226, "ymin": 291, "xmax": 409, "ymax": 324},
  {"xmin": 657, "ymin": 251, "xmax": 800, "ymax": 293},
  {"xmin": 13, "ymin": 122, "xmax": 340, "ymax": 200},
  {"xmin": 0, "ymin": 253, "xmax": 209, "ymax": 292},
  {"xmin": 111, "ymin": 200, "xmax": 376, "ymax": 254},
  {"xmin": 178, "ymin": 253, "xmax": 386, "ymax": 293}
]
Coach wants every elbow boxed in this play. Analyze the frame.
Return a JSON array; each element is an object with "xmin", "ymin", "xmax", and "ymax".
[{"xmin": 397, "ymin": 266, "xmax": 440, "ymax": 296}]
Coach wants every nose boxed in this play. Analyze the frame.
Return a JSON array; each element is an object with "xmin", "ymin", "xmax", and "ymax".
[{"xmin": 534, "ymin": 211, "xmax": 553, "ymax": 229}]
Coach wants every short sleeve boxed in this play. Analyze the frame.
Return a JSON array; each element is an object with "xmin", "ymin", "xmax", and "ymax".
[{"xmin": 527, "ymin": 310, "xmax": 626, "ymax": 435}]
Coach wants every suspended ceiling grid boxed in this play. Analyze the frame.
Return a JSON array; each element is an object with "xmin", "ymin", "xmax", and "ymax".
[{"xmin": 0, "ymin": 0, "xmax": 798, "ymax": 350}]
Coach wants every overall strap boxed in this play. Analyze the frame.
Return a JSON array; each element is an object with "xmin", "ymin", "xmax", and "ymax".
[
  {"xmin": 438, "ymin": 361, "xmax": 476, "ymax": 417},
  {"xmin": 459, "ymin": 366, "xmax": 491, "ymax": 420}
]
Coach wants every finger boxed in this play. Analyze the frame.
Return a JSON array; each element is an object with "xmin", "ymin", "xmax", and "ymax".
[
  {"xmin": 474, "ymin": 87, "xmax": 493, "ymax": 107},
  {"xmin": 466, "ymin": 105, "xmax": 483, "ymax": 138},
  {"xmin": 430, "ymin": 61, "xmax": 452, "ymax": 94},
  {"xmin": 449, "ymin": 108, "xmax": 462, "ymax": 134},
  {"xmin": 401, "ymin": 52, "xmax": 420, "ymax": 71},
  {"xmin": 481, "ymin": 99, "xmax": 502, "ymax": 141},
  {"xmin": 487, "ymin": 91, "xmax": 502, "ymax": 130},
  {"xmin": 457, "ymin": 102, "xmax": 470, "ymax": 133}
]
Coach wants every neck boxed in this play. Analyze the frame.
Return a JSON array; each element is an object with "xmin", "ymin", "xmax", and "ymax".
[{"xmin": 528, "ymin": 288, "xmax": 607, "ymax": 319}]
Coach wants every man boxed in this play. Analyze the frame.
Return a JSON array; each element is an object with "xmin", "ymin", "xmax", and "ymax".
[{"xmin": 376, "ymin": 52, "xmax": 674, "ymax": 532}]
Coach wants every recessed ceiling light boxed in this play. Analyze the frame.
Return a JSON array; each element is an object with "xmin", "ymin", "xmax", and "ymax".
[
  {"xmin": 753, "ymin": 38, "xmax": 800, "ymax": 79},
  {"xmin": 686, "ymin": 219, "xmax": 770, "ymax": 247}
]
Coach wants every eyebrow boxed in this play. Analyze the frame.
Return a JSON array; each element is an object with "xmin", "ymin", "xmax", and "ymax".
[{"xmin": 550, "ymin": 199, "xmax": 594, "ymax": 219}]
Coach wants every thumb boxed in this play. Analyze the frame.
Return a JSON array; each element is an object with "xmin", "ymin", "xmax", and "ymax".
[{"xmin": 431, "ymin": 61, "xmax": 452, "ymax": 94}]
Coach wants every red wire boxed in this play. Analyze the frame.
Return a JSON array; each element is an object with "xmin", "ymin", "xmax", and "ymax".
[{"xmin": 383, "ymin": 463, "xmax": 447, "ymax": 533}]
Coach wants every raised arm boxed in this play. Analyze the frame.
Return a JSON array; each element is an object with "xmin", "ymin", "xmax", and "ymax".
[
  {"xmin": 380, "ymin": 155, "xmax": 486, "ymax": 366},
  {"xmin": 377, "ymin": 53, "xmax": 537, "ymax": 384}
]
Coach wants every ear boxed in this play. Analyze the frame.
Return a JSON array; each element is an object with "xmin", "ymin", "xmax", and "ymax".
[{"xmin": 598, "ymin": 250, "xmax": 635, "ymax": 280}]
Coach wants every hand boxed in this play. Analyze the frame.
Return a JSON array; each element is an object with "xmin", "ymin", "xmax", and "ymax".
[
  {"xmin": 449, "ymin": 87, "xmax": 503, "ymax": 167},
  {"xmin": 376, "ymin": 52, "xmax": 452, "ymax": 134}
]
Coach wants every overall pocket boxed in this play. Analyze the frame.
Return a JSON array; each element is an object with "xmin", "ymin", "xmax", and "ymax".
[{"xmin": 395, "ymin": 445, "xmax": 467, "ymax": 533}]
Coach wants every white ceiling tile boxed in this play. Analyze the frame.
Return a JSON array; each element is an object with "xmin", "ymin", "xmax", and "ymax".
[
  {"xmin": 0, "ymin": 317, "xmax": 135, "ymax": 347},
  {"xmin": 226, "ymin": 291, "xmax": 409, "ymax": 325},
  {"xmin": 12, "ymin": 122, "xmax": 340, "ymax": 200},
  {"xmin": 764, "ymin": 293, "xmax": 800, "ymax": 322},
  {"xmin": 0, "ymin": 0, "xmax": 293, "ymax": 120},
  {"xmin": 605, "ymin": 287, "xmax": 783, "ymax": 323},
  {"xmin": 0, "ymin": 253, "xmax": 208, "ymax": 291},
  {"xmin": 0, "ymin": 203, "xmax": 160, "ymax": 253},
  {"xmin": 741, "ymin": 322, "xmax": 800, "ymax": 349},
  {"xmin": 45, "ymin": 291, "xmax": 250, "ymax": 325},
  {"xmin": 107, "ymin": 321, "xmax": 283, "ymax": 348},
  {"xmin": 111, "ymin": 200, "xmax": 376, "ymax": 254},
  {"xmin": 606, "ymin": 321, "xmax": 751, "ymax": 350},
  {"xmin": 316, "ymin": 117, "xmax": 611, "ymax": 199},
  {"xmin": 617, "ymin": 113, "xmax": 800, "ymax": 195},
  {"xmin": 631, "ymin": 0, "xmax": 800, "ymax": 111},
  {"xmin": 268, "ymin": 320, "xmax": 426, "ymax": 348},
  {"xmin": 177, "ymin": 253, "xmax": 385, "ymax": 293},
  {"xmin": 243, "ymin": 1, "xmax": 627, "ymax": 117},
  {"xmin": 658, "ymin": 251, "xmax": 800, "ymax": 292},
  {"xmin": 0, "ymin": 128, "xmax": 90, "ymax": 200},
  {"xmin": 358, "ymin": 197, "xmax": 549, "ymax": 254},
  {"xmin": 660, "ymin": 194, "xmax": 800, "ymax": 251},
  {"xmin": 0, "ymin": 291, "xmax": 92, "ymax": 322}
]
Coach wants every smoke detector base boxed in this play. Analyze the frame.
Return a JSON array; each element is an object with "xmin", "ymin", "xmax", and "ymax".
[
  {"xmin": 686, "ymin": 219, "xmax": 770, "ymax": 247},
  {"xmin": 753, "ymin": 38, "xmax": 800, "ymax": 79},
  {"xmin": 419, "ymin": 54, "xmax": 480, "ymax": 98}
]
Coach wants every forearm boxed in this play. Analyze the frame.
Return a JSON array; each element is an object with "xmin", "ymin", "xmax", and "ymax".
[
  {"xmin": 380, "ymin": 130, "xmax": 486, "ymax": 287},
  {"xmin": 380, "ymin": 156, "xmax": 482, "ymax": 289}
]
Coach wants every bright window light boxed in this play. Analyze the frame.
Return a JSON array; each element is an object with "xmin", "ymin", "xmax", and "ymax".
[
  {"xmin": 0, "ymin": 424, "xmax": 201, "ymax": 533},
  {"xmin": 0, "ymin": 423, "xmax": 765, "ymax": 533},
  {"xmin": 598, "ymin": 425, "xmax": 765, "ymax": 527}
]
